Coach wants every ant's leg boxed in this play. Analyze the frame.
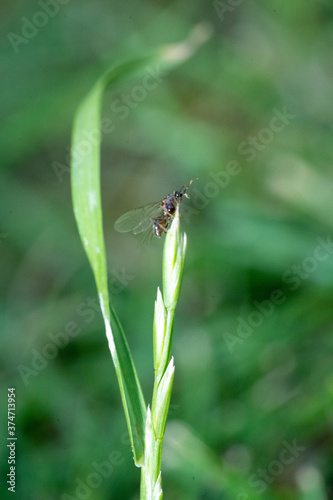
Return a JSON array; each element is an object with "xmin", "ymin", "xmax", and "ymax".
[
  {"xmin": 149, "ymin": 217, "xmax": 168, "ymax": 231},
  {"xmin": 157, "ymin": 221, "xmax": 169, "ymax": 233}
]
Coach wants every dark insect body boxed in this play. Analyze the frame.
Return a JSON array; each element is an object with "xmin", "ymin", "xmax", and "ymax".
[
  {"xmin": 114, "ymin": 181, "xmax": 192, "ymax": 238},
  {"xmin": 152, "ymin": 215, "xmax": 169, "ymax": 238}
]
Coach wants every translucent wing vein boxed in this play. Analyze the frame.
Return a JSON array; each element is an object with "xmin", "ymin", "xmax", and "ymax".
[{"xmin": 114, "ymin": 202, "xmax": 162, "ymax": 234}]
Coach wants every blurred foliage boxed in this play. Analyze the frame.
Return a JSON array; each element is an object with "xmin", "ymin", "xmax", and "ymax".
[{"xmin": 1, "ymin": 0, "xmax": 333, "ymax": 499}]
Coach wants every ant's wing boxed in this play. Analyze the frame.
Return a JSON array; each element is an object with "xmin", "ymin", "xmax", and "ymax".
[{"xmin": 114, "ymin": 202, "xmax": 162, "ymax": 234}]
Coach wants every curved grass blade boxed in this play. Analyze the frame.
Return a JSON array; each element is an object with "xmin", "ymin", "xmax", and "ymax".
[{"xmin": 71, "ymin": 64, "xmax": 149, "ymax": 465}]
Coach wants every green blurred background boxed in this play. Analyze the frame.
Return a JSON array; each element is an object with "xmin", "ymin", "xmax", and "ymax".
[{"xmin": 1, "ymin": 1, "xmax": 333, "ymax": 499}]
